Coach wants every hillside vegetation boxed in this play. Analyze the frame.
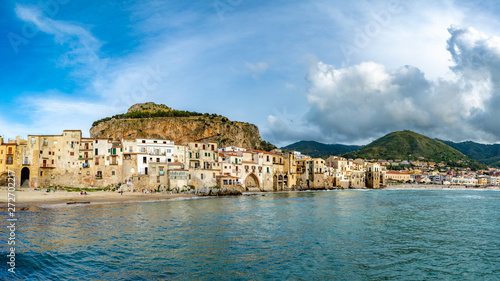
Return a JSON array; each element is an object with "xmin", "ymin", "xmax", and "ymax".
[
  {"xmin": 439, "ymin": 140, "xmax": 500, "ymax": 167},
  {"xmin": 343, "ymin": 131, "xmax": 486, "ymax": 169}
]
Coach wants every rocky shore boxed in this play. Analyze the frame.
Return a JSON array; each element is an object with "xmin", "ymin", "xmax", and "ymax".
[{"xmin": 194, "ymin": 187, "xmax": 242, "ymax": 196}]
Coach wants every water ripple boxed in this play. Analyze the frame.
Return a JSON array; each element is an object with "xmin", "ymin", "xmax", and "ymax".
[{"xmin": 2, "ymin": 190, "xmax": 500, "ymax": 280}]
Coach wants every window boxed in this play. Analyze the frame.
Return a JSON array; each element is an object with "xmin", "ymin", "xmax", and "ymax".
[
  {"xmin": 163, "ymin": 141, "xmax": 166, "ymax": 144},
  {"xmin": 189, "ymin": 174, "xmax": 191, "ymax": 179},
  {"xmin": 142, "ymin": 140, "xmax": 146, "ymax": 143},
  {"xmin": 203, "ymin": 145, "xmax": 205, "ymax": 149},
  {"xmin": 154, "ymin": 141, "xmax": 157, "ymax": 143},
  {"xmin": 156, "ymin": 158, "xmax": 160, "ymax": 163},
  {"xmin": 95, "ymin": 157, "xmax": 99, "ymax": 165},
  {"xmin": 141, "ymin": 148, "xmax": 146, "ymax": 153},
  {"xmin": 7, "ymin": 157, "xmax": 13, "ymax": 164},
  {"xmin": 40, "ymin": 150, "xmax": 43, "ymax": 154},
  {"xmin": 112, "ymin": 171, "xmax": 115, "ymax": 176},
  {"xmin": 157, "ymin": 176, "xmax": 160, "ymax": 183},
  {"xmin": 195, "ymin": 144, "xmax": 198, "ymax": 148},
  {"xmin": 31, "ymin": 137, "xmax": 35, "ymax": 144},
  {"xmin": 201, "ymin": 174, "xmax": 204, "ymax": 180},
  {"xmin": 71, "ymin": 132, "xmax": 75, "ymax": 138},
  {"xmin": 213, "ymin": 173, "xmax": 215, "ymax": 178},
  {"xmin": 267, "ymin": 167, "xmax": 270, "ymax": 173},
  {"xmin": 71, "ymin": 141, "xmax": 74, "ymax": 148},
  {"xmin": 43, "ymin": 138, "xmax": 47, "ymax": 146},
  {"xmin": 95, "ymin": 148, "xmax": 98, "ymax": 155},
  {"xmin": 40, "ymin": 171, "xmax": 43, "ymax": 176},
  {"xmin": 143, "ymin": 157, "xmax": 147, "ymax": 164}
]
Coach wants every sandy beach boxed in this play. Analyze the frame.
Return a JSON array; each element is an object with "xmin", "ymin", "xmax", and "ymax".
[{"xmin": 0, "ymin": 187, "xmax": 195, "ymax": 210}]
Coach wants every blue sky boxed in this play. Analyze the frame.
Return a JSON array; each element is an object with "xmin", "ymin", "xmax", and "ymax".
[{"xmin": 2, "ymin": 0, "xmax": 500, "ymax": 146}]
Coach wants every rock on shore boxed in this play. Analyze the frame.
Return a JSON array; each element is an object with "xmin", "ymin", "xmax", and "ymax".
[{"xmin": 194, "ymin": 187, "xmax": 242, "ymax": 196}]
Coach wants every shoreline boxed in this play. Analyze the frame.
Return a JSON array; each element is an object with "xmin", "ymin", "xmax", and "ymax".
[
  {"xmin": 2, "ymin": 184, "xmax": 500, "ymax": 210},
  {"xmin": 0, "ymin": 187, "xmax": 196, "ymax": 211}
]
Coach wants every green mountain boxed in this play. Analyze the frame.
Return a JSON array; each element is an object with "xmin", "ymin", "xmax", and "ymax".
[
  {"xmin": 343, "ymin": 131, "xmax": 486, "ymax": 170},
  {"xmin": 438, "ymin": 140, "xmax": 500, "ymax": 167},
  {"xmin": 281, "ymin": 140, "xmax": 361, "ymax": 159}
]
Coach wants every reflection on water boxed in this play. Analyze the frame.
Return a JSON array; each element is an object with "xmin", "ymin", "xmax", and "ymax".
[{"xmin": 2, "ymin": 190, "xmax": 500, "ymax": 280}]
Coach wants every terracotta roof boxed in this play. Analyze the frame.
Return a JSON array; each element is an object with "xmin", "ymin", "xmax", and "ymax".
[
  {"xmin": 251, "ymin": 149, "xmax": 277, "ymax": 156},
  {"xmin": 386, "ymin": 171, "xmax": 409, "ymax": 175}
]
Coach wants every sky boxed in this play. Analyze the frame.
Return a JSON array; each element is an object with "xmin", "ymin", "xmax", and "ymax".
[{"xmin": 2, "ymin": 0, "xmax": 500, "ymax": 147}]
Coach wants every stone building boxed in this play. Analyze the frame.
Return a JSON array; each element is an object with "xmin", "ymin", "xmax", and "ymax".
[
  {"xmin": 185, "ymin": 140, "xmax": 220, "ymax": 188},
  {"xmin": 366, "ymin": 163, "xmax": 382, "ymax": 189}
]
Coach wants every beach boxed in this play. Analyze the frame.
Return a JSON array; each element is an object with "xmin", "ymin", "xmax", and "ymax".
[{"xmin": 0, "ymin": 187, "xmax": 194, "ymax": 210}]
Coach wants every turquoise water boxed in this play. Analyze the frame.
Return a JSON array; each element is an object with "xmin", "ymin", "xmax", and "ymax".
[{"xmin": 2, "ymin": 190, "xmax": 500, "ymax": 280}]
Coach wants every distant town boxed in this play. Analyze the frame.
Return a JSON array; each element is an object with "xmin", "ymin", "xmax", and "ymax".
[{"xmin": 1, "ymin": 130, "xmax": 499, "ymax": 192}]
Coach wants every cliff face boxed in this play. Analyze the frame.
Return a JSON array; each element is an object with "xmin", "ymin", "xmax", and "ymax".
[{"xmin": 90, "ymin": 103, "xmax": 266, "ymax": 149}]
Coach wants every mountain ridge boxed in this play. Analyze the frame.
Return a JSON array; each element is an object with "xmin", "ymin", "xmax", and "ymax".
[
  {"xmin": 281, "ymin": 140, "xmax": 361, "ymax": 158},
  {"xmin": 283, "ymin": 131, "xmax": 492, "ymax": 169}
]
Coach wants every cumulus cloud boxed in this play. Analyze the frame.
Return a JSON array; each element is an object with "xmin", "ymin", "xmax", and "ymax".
[{"xmin": 267, "ymin": 26, "xmax": 500, "ymax": 145}]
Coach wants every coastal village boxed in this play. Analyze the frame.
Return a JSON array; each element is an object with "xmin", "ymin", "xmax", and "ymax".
[{"xmin": 1, "ymin": 130, "xmax": 499, "ymax": 192}]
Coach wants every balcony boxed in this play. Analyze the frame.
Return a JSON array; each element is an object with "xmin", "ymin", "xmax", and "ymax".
[
  {"xmin": 79, "ymin": 156, "xmax": 93, "ymax": 160},
  {"xmin": 149, "ymin": 152, "xmax": 167, "ymax": 156},
  {"xmin": 40, "ymin": 164, "xmax": 56, "ymax": 168},
  {"xmin": 82, "ymin": 163, "xmax": 90, "ymax": 168}
]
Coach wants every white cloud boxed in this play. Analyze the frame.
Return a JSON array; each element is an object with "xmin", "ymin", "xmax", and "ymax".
[
  {"xmin": 267, "ymin": 26, "xmax": 500, "ymax": 145},
  {"xmin": 245, "ymin": 61, "xmax": 269, "ymax": 77},
  {"xmin": 15, "ymin": 5, "xmax": 105, "ymax": 75},
  {"xmin": 22, "ymin": 95, "xmax": 116, "ymax": 138}
]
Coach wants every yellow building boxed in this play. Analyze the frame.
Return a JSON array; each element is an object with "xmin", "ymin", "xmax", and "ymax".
[
  {"xmin": 0, "ymin": 136, "xmax": 28, "ymax": 187},
  {"xmin": 385, "ymin": 171, "xmax": 411, "ymax": 182}
]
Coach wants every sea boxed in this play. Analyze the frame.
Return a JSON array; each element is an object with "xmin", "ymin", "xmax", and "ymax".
[{"xmin": 2, "ymin": 189, "xmax": 500, "ymax": 280}]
